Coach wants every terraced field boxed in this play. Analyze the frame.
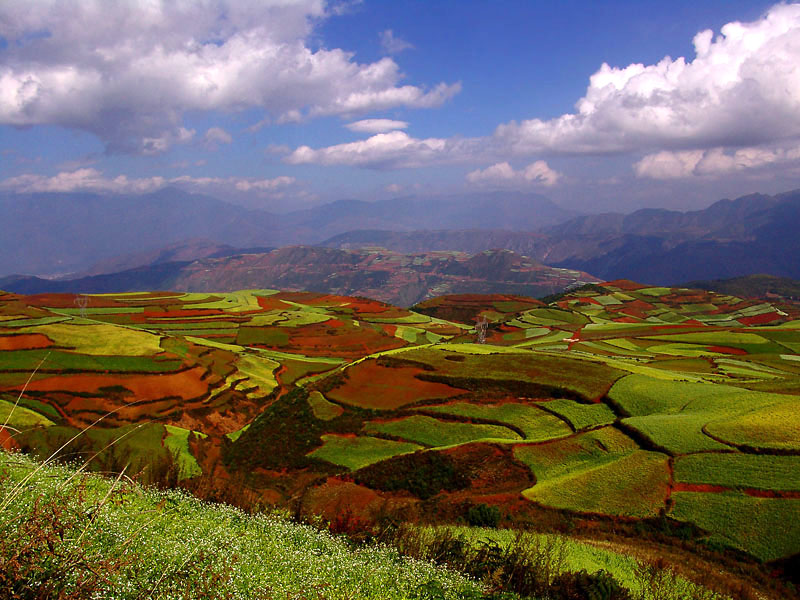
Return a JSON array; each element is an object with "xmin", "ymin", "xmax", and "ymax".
[{"xmin": 2, "ymin": 282, "xmax": 800, "ymax": 569}]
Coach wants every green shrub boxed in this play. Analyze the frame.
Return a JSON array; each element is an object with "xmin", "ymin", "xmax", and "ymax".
[
  {"xmin": 466, "ymin": 504, "xmax": 501, "ymax": 528},
  {"xmin": 549, "ymin": 569, "xmax": 632, "ymax": 600}
]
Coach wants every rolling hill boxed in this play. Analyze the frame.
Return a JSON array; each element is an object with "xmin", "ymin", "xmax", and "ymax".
[{"xmin": 0, "ymin": 247, "xmax": 599, "ymax": 307}]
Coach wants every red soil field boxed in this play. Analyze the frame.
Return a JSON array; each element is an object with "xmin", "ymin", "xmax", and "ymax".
[
  {"xmin": 739, "ymin": 312, "xmax": 783, "ymax": 325},
  {"xmin": 280, "ymin": 323, "xmax": 407, "ymax": 359},
  {"xmin": 326, "ymin": 361, "xmax": 465, "ymax": 409},
  {"xmin": 672, "ymin": 482, "xmax": 800, "ymax": 499},
  {"xmin": 256, "ymin": 296, "xmax": 294, "ymax": 311},
  {"xmin": 708, "ymin": 345, "xmax": 748, "ymax": 355},
  {"xmin": 441, "ymin": 443, "xmax": 534, "ymax": 494},
  {"xmin": 0, "ymin": 333, "xmax": 53, "ymax": 350},
  {"xmin": 613, "ymin": 316, "xmax": 641, "ymax": 323},
  {"xmin": 10, "ymin": 366, "xmax": 211, "ymax": 402},
  {"xmin": 143, "ymin": 308, "xmax": 225, "ymax": 318}
]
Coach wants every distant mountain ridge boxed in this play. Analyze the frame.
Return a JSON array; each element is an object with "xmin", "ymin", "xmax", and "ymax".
[
  {"xmin": 323, "ymin": 189, "xmax": 800, "ymax": 284},
  {"xmin": 0, "ymin": 188, "xmax": 575, "ymax": 277},
  {"xmin": 0, "ymin": 247, "xmax": 599, "ymax": 307}
]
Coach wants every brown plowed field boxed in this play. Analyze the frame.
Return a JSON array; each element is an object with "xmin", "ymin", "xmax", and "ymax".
[
  {"xmin": 9, "ymin": 366, "xmax": 211, "ymax": 401},
  {"xmin": 327, "ymin": 362, "xmax": 465, "ymax": 409},
  {"xmin": 0, "ymin": 333, "xmax": 53, "ymax": 350}
]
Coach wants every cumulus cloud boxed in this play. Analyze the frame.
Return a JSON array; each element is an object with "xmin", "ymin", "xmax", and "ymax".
[
  {"xmin": 634, "ymin": 145, "xmax": 800, "ymax": 178},
  {"xmin": 203, "ymin": 127, "xmax": 233, "ymax": 148},
  {"xmin": 494, "ymin": 3, "xmax": 800, "ymax": 155},
  {"xmin": 380, "ymin": 29, "xmax": 414, "ymax": 54},
  {"xmin": 0, "ymin": 169, "xmax": 167, "ymax": 194},
  {"xmin": 285, "ymin": 130, "xmax": 475, "ymax": 168},
  {"xmin": 345, "ymin": 118, "xmax": 409, "ymax": 133},
  {"xmin": 0, "ymin": 1, "xmax": 458, "ymax": 154},
  {"xmin": 0, "ymin": 169, "xmax": 297, "ymax": 195},
  {"xmin": 466, "ymin": 161, "xmax": 561, "ymax": 187}
]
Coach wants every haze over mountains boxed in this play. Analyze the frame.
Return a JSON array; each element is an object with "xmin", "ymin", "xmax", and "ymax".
[
  {"xmin": 2, "ymin": 187, "xmax": 799, "ymax": 295},
  {"xmin": 0, "ymin": 189, "xmax": 574, "ymax": 277}
]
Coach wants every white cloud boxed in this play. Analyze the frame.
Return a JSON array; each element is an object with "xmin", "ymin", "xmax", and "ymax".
[
  {"xmin": 0, "ymin": 169, "xmax": 297, "ymax": 195},
  {"xmin": 142, "ymin": 128, "xmax": 195, "ymax": 156},
  {"xmin": 380, "ymin": 29, "xmax": 413, "ymax": 54},
  {"xmin": 285, "ymin": 130, "xmax": 471, "ymax": 168},
  {"xmin": 0, "ymin": 1, "xmax": 458, "ymax": 154},
  {"xmin": 466, "ymin": 161, "xmax": 561, "ymax": 187},
  {"xmin": 0, "ymin": 169, "xmax": 167, "ymax": 194},
  {"xmin": 494, "ymin": 3, "xmax": 800, "ymax": 155},
  {"xmin": 384, "ymin": 183, "xmax": 404, "ymax": 194},
  {"xmin": 279, "ymin": 2, "xmax": 800, "ymax": 177},
  {"xmin": 204, "ymin": 127, "xmax": 233, "ymax": 148},
  {"xmin": 345, "ymin": 119, "xmax": 408, "ymax": 133},
  {"xmin": 635, "ymin": 145, "xmax": 800, "ymax": 178}
]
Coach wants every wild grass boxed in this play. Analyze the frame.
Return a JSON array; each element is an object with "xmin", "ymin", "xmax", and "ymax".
[{"xmin": 0, "ymin": 450, "xmax": 485, "ymax": 599}]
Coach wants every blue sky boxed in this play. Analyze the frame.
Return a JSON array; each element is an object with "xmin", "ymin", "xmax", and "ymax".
[{"xmin": 1, "ymin": 0, "xmax": 798, "ymax": 213}]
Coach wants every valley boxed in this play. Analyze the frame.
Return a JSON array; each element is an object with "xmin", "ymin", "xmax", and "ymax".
[{"xmin": 2, "ymin": 280, "xmax": 800, "ymax": 598}]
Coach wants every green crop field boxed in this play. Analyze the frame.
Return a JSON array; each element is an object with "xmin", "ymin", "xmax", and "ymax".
[
  {"xmin": 622, "ymin": 413, "xmax": 731, "ymax": 453},
  {"xmin": 22, "ymin": 322, "xmax": 165, "ymax": 356},
  {"xmin": 389, "ymin": 346, "xmax": 625, "ymax": 401},
  {"xmin": 522, "ymin": 450, "xmax": 669, "ymax": 518},
  {"xmin": 0, "ymin": 398, "xmax": 55, "ymax": 428},
  {"xmin": 704, "ymin": 400, "xmax": 800, "ymax": 451},
  {"xmin": 670, "ymin": 492, "xmax": 800, "ymax": 561},
  {"xmin": 309, "ymin": 434, "xmax": 422, "ymax": 470},
  {"xmin": 417, "ymin": 401, "xmax": 572, "ymax": 441},
  {"xmin": 0, "ymin": 349, "xmax": 183, "ymax": 373},
  {"xmin": 674, "ymin": 453, "xmax": 800, "ymax": 491},
  {"xmin": 364, "ymin": 415, "xmax": 522, "ymax": 447},
  {"xmin": 539, "ymin": 399, "xmax": 617, "ymax": 431}
]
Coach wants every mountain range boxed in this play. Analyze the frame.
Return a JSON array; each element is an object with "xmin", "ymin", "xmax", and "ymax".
[
  {"xmin": 2, "ymin": 186, "xmax": 799, "ymax": 293},
  {"xmin": 323, "ymin": 189, "xmax": 800, "ymax": 284},
  {"xmin": 0, "ymin": 189, "xmax": 574, "ymax": 277}
]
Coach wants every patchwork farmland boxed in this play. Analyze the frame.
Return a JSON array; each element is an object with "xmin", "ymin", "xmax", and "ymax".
[{"xmin": 2, "ymin": 281, "xmax": 800, "ymax": 596}]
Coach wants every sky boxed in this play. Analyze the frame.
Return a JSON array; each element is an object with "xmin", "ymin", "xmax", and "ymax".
[{"xmin": 1, "ymin": 0, "xmax": 799, "ymax": 214}]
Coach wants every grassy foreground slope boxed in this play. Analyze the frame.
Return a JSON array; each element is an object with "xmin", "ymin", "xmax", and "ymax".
[{"xmin": 0, "ymin": 450, "xmax": 483, "ymax": 600}]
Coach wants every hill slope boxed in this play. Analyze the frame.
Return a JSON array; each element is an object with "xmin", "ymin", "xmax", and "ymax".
[{"xmin": 0, "ymin": 247, "xmax": 600, "ymax": 306}]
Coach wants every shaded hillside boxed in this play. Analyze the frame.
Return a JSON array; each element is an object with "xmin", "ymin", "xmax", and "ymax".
[
  {"xmin": 78, "ymin": 239, "xmax": 275, "ymax": 277},
  {"xmin": 685, "ymin": 274, "xmax": 800, "ymax": 303},
  {"xmin": 322, "ymin": 189, "xmax": 800, "ymax": 285},
  {"xmin": 412, "ymin": 294, "xmax": 544, "ymax": 325},
  {"xmin": 550, "ymin": 190, "xmax": 800, "ymax": 283},
  {"xmin": 0, "ymin": 247, "xmax": 599, "ymax": 307}
]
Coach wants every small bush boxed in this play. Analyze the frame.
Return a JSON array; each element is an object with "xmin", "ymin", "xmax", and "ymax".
[
  {"xmin": 0, "ymin": 485, "xmax": 126, "ymax": 599},
  {"xmin": 467, "ymin": 504, "xmax": 501, "ymax": 528},
  {"xmin": 549, "ymin": 569, "xmax": 632, "ymax": 600}
]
